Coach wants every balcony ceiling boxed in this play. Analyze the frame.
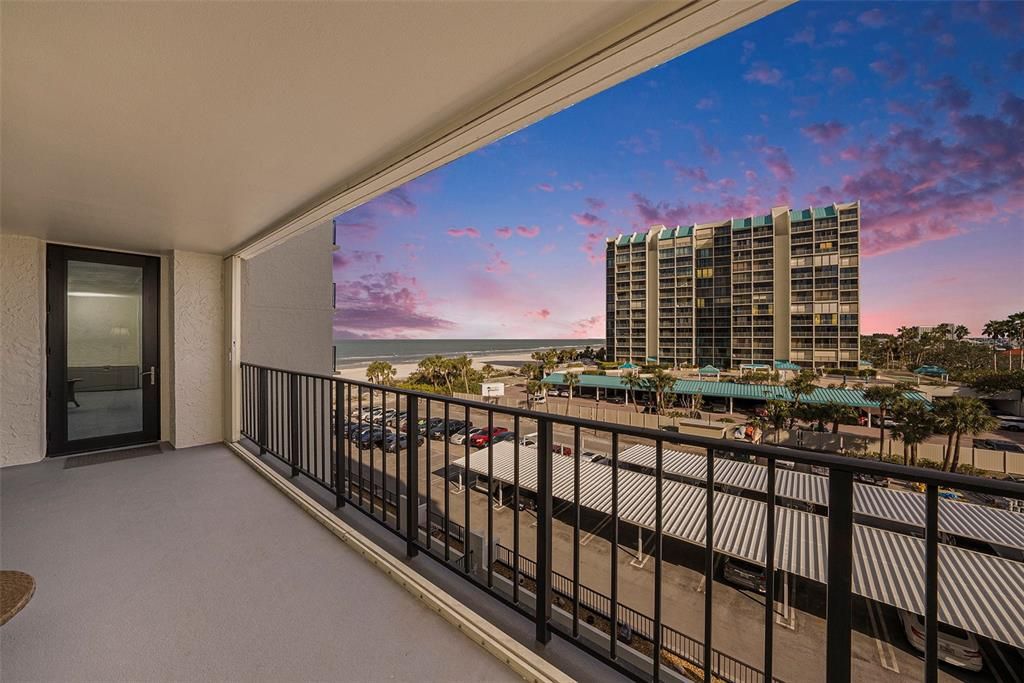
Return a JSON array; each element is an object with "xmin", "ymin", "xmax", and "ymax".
[{"xmin": 1, "ymin": 0, "xmax": 688, "ymax": 256}]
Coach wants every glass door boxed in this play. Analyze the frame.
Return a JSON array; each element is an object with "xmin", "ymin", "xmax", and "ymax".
[{"xmin": 46, "ymin": 245, "xmax": 161, "ymax": 455}]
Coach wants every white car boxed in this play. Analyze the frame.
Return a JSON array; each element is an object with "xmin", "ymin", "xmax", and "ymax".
[
  {"xmin": 450, "ymin": 427, "xmax": 484, "ymax": 445},
  {"xmin": 897, "ymin": 609, "xmax": 984, "ymax": 672}
]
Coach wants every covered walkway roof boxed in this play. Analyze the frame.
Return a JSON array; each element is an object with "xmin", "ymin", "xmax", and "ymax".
[
  {"xmin": 542, "ymin": 373, "xmax": 930, "ymax": 409},
  {"xmin": 454, "ymin": 443, "xmax": 1024, "ymax": 648},
  {"xmin": 616, "ymin": 444, "xmax": 1024, "ymax": 551}
]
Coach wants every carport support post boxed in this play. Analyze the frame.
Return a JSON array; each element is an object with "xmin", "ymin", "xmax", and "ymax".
[
  {"xmin": 826, "ymin": 469, "xmax": 853, "ymax": 682},
  {"xmin": 729, "ymin": 396, "xmax": 733, "ymax": 414},
  {"xmin": 535, "ymin": 417, "xmax": 554, "ymax": 644}
]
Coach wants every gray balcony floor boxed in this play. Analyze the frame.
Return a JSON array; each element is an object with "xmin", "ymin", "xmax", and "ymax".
[{"xmin": 0, "ymin": 443, "xmax": 520, "ymax": 682}]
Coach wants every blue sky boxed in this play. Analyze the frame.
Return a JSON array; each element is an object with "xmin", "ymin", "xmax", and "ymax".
[{"xmin": 333, "ymin": 1, "xmax": 1024, "ymax": 339}]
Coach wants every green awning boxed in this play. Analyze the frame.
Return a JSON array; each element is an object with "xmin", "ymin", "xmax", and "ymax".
[
  {"xmin": 698, "ymin": 365, "xmax": 720, "ymax": 375},
  {"xmin": 541, "ymin": 373, "xmax": 930, "ymax": 409}
]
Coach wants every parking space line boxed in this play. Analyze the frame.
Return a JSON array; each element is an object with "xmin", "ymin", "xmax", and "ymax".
[
  {"xmin": 580, "ymin": 517, "xmax": 610, "ymax": 546},
  {"xmin": 864, "ymin": 600, "xmax": 899, "ymax": 673}
]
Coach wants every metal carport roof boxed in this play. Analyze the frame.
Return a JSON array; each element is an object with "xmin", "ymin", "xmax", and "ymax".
[
  {"xmin": 453, "ymin": 442, "xmax": 1024, "ymax": 648},
  {"xmin": 617, "ymin": 444, "xmax": 1024, "ymax": 551}
]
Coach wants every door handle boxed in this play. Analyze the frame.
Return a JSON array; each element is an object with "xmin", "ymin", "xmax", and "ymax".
[{"xmin": 140, "ymin": 366, "xmax": 157, "ymax": 386}]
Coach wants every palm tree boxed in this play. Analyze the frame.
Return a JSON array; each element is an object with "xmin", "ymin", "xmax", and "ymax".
[
  {"xmin": 864, "ymin": 383, "xmax": 910, "ymax": 460},
  {"xmin": 785, "ymin": 370, "xmax": 817, "ymax": 428},
  {"xmin": 934, "ymin": 397, "xmax": 999, "ymax": 472},
  {"xmin": 525, "ymin": 379, "xmax": 543, "ymax": 410},
  {"xmin": 452, "ymin": 354, "xmax": 473, "ymax": 392},
  {"xmin": 890, "ymin": 399, "xmax": 936, "ymax": 466},
  {"xmin": 623, "ymin": 373, "xmax": 644, "ymax": 412},
  {"xmin": 563, "ymin": 371, "xmax": 580, "ymax": 414},
  {"xmin": 366, "ymin": 360, "xmax": 397, "ymax": 385},
  {"xmin": 763, "ymin": 400, "xmax": 790, "ymax": 443},
  {"xmin": 481, "ymin": 363, "xmax": 496, "ymax": 379},
  {"xmin": 646, "ymin": 369, "xmax": 676, "ymax": 414},
  {"xmin": 819, "ymin": 403, "xmax": 857, "ymax": 434}
]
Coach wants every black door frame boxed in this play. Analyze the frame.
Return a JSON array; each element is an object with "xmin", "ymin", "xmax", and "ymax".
[{"xmin": 46, "ymin": 244, "xmax": 161, "ymax": 456}]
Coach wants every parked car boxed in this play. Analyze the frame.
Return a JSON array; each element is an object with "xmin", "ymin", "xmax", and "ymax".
[
  {"xmin": 977, "ymin": 439, "xmax": 1024, "ymax": 453},
  {"xmin": 355, "ymin": 427, "xmax": 384, "ymax": 448},
  {"xmin": 383, "ymin": 431, "xmax": 425, "ymax": 452},
  {"xmin": 557, "ymin": 389, "xmax": 570, "ymax": 398},
  {"xmin": 386, "ymin": 411, "xmax": 407, "ymax": 427},
  {"xmin": 469, "ymin": 427, "xmax": 509, "ymax": 448},
  {"xmin": 996, "ymin": 416, "xmax": 1024, "ymax": 432},
  {"xmin": 428, "ymin": 419, "xmax": 469, "ymax": 440},
  {"xmin": 451, "ymin": 427, "xmax": 485, "ymax": 445},
  {"xmin": 854, "ymin": 472, "xmax": 890, "ymax": 487},
  {"xmin": 491, "ymin": 431, "xmax": 517, "ymax": 444},
  {"xmin": 897, "ymin": 609, "xmax": 984, "ymax": 672},
  {"xmin": 530, "ymin": 394, "xmax": 546, "ymax": 404},
  {"xmin": 708, "ymin": 403, "xmax": 728, "ymax": 414},
  {"xmin": 403, "ymin": 416, "xmax": 444, "ymax": 433},
  {"xmin": 721, "ymin": 557, "xmax": 767, "ymax": 594},
  {"xmin": 546, "ymin": 389, "xmax": 560, "ymax": 397},
  {"xmin": 606, "ymin": 396, "xmax": 625, "ymax": 405}
]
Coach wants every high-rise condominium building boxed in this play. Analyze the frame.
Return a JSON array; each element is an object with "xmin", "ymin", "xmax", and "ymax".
[{"xmin": 605, "ymin": 201, "xmax": 861, "ymax": 370}]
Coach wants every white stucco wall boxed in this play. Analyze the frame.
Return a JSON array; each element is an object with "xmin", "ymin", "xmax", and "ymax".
[
  {"xmin": 241, "ymin": 222, "xmax": 334, "ymax": 375},
  {"xmin": 170, "ymin": 250, "xmax": 225, "ymax": 448},
  {"xmin": 0, "ymin": 234, "xmax": 47, "ymax": 466}
]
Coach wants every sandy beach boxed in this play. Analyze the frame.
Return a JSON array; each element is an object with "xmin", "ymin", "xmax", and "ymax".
[{"xmin": 333, "ymin": 351, "xmax": 538, "ymax": 382}]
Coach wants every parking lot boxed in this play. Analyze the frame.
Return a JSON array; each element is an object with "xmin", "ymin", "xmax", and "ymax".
[{"xmin": 341, "ymin": 397, "xmax": 1023, "ymax": 682}]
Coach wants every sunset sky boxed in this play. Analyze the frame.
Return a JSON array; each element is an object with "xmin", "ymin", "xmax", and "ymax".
[{"xmin": 333, "ymin": 1, "xmax": 1024, "ymax": 340}]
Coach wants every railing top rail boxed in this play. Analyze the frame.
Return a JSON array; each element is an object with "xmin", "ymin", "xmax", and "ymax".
[{"xmin": 241, "ymin": 362, "xmax": 1024, "ymax": 499}]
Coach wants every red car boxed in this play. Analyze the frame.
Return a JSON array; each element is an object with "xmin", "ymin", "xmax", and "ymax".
[{"xmin": 469, "ymin": 427, "xmax": 509, "ymax": 448}]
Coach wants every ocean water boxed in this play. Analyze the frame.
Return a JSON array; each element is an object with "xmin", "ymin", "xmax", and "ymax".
[{"xmin": 333, "ymin": 338, "xmax": 603, "ymax": 369}]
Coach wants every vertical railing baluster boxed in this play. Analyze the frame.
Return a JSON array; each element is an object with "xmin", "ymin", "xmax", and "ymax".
[
  {"xmin": 654, "ymin": 439, "xmax": 663, "ymax": 682},
  {"xmin": 573, "ymin": 424, "xmax": 581, "ymax": 639},
  {"xmin": 258, "ymin": 367, "xmax": 268, "ymax": 454},
  {"xmin": 703, "ymin": 447, "xmax": 714, "ymax": 681},
  {"xmin": 425, "ymin": 399, "xmax": 432, "ymax": 551},
  {"xmin": 382, "ymin": 388, "xmax": 389, "ymax": 525},
  {"xmin": 826, "ymin": 469, "xmax": 853, "ymax": 683},
  {"xmin": 611, "ymin": 431, "xmax": 619, "ymax": 660},
  {"xmin": 357, "ymin": 386, "xmax": 364, "ymax": 507},
  {"xmin": 289, "ymin": 373, "xmax": 300, "ymax": 478},
  {"xmin": 443, "ymin": 401, "xmax": 449, "ymax": 561},
  {"xmin": 513, "ymin": 414, "xmax": 520, "ymax": 605},
  {"xmin": 925, "ymin": 483, "xmax": 939, "ymax": 683},
  {"xmin": 335, "ymin": 381, "xmax": 344, "ymax": 508},
  {"xmin": 345, "ymin": 382, "xmax": 352, "ymax": 503},
  {"xmin": 764, "ymin": 456, "xmax": 776, "ymax": 682},
  {"xmin": 464, "ymin": 404, "xmax": 471, "ymax": 574},
  {"xmin": 394, "ymin": 390, "xmax": 401, "ymax": 532},
  {"xmin": 535, "ymin": 417, "xmax": 553, "ymax": 644},
  {"xmin": 368, "ymin": 387, "xmax": 376, "ymax": 516},
  {"xmin": 406, "ymin": 396, "xmax": 420, "ymax": 558},
  {"xmin": 487, "ymin": 409, "xmax": 494, "ymax": 588}
]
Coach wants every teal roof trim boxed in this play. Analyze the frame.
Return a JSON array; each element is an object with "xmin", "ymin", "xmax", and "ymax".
[
  {"xmin": 698, "ymin": 365, "xmax": 721, "ymax": 375},
  {"xmin": 540, "ymin": 374, "xmax": 930, "ymax": 409},
  {"xmin": 751, "ymin": 214, "xmax": 772, "ymax": 227},
  {"xmin": 616, "ymin": 234, "xmax": 630, "ymax": 246},
  {"xmin": 791, "ymin": 208, "xmax": 813, "ymax": 221},
  {"xmin": 630, "ymin": 233, "xmax": 646, "ymax": 244},
  {"xmin": 773, "ymin": 360, "xmax": 802, "ymax": 371}
]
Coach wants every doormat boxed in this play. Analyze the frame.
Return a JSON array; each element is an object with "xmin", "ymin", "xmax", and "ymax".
[{"xmin": 63, "ymin": 444, "xmax": 163, "ymax": 469}]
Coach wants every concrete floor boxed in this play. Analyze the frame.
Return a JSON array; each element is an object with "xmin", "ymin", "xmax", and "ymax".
[{"xmin": 0, "ymin": 443, "xmax": 520, "ymax": 682}]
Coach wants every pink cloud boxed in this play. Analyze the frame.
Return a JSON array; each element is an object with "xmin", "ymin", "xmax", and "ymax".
[
  {"xmin": 748, "ymin": 136, "xmax": 795, "ymax": 181},
  {"xmin": 618, "ymin": 129, "xmax": 661, "ymax": 155},
  {"xmin": 572, "ymin": 212, "xmax": 607, "ymax": 228},
  {"xmin": 561, "ymin": 181, "xmax": 584, "ymax": 191},
  {"xmin": 696, "ymin": 97, "xmax": 716, "ymax": 110},
  {"xmin": 447, "ymin": 227, "xmax": 480, "ymax": 238},
  {"xmin": 870, "ymin": 54, "xmax": 908, "ymax": 85},
  {"xmin": 570, "ymin": 315, "xmax": 604, "ymax": 338},
  {"xmin": 535, "ymin": 182, "xmax": 555, "ymax": 192},
  {"xmin": 482, "ymin": 243, "xmax": 510, "ymax": 274},
  {"xmin": 333, "ymin": 249, "xmax": 382, "ymax": 270},
  {"xmin": 787, "ymin": 26, "xmax": 815, "ymax": 46},
  {"xmin": 830, "ymin": 66, "xmax": 856, "ymax": 84},
  {"xmin": 525, "ymin": 309, "xmax": 551, "ymax": 320},
  {"xmin": 494, "ymin": 227, "xmax": 512, "ymax": 239},
  {"xmin": 516, "ymin": 225, "xmax": 541, "ymax": 238},
  {"xmin": 400, "ymin": 243, "xmax": 423, "ymax": 262},
  {"xmin": 580, "ymin": 231, "xmax": 609, "ymax": 264},
  {"xmin": 858, "ymin": 8, "xmax": 888, "ymax": 28},
  {"xmin": 585, "ymin": 197, "xmax": 606, "ymax": 211},
  {"xmin": 831, "ymin": 19, "xmax": 854, "ymax": 34},
  {"xmin": 334, "ymin": 272, "xmax": 454, "ymax": 336},
  {"xmin": 744, "ymin": 62, "xmax": 783, "ymax": 86},
  {"xmin": 801, "ymin": 121, "xmax": 849, "ymax": 144}
]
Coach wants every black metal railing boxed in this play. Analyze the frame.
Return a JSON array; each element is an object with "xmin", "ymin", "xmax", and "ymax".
[{"xmin": 239, "ymin": 362, "xmax": 1024, "ymax": 683}]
